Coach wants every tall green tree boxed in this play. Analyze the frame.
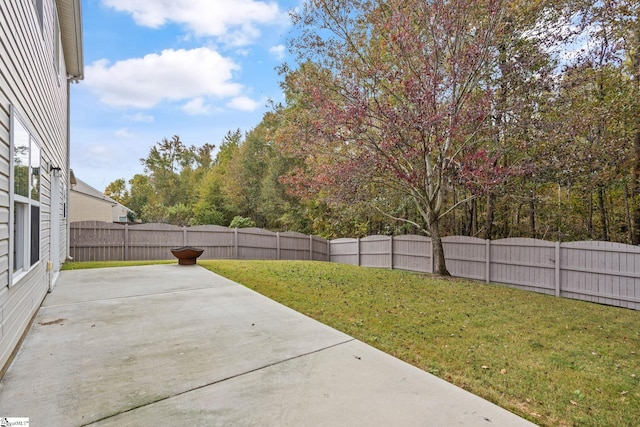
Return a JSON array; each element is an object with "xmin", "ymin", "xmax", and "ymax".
[
  {"xmin": 104, "ymin": 178, "xmax": 129, "ymax": 205},
  {"xmin": 192, "ymin": 130, "xmax": 241, "ymax": 226}
]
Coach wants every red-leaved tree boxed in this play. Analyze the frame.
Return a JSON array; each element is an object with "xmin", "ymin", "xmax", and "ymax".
[{"xmin": 279, "ymin": 0, "xmax": 510, "ymax": 275}]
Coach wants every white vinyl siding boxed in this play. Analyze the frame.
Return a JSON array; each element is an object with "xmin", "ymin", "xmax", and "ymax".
[{"xmin": 0, "ymin": 0, "xmax": 71, "ymax": 374}]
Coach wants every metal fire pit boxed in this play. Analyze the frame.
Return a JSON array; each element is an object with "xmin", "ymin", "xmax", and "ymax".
[{"xmin": 171, "ymin": 246, "xmax": 205, "ymax": 265}]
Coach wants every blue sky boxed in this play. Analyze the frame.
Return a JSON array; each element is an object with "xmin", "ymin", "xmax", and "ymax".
[{"xmin": 71, "ymin": 0, "xmax": 299, "ymax": 191}]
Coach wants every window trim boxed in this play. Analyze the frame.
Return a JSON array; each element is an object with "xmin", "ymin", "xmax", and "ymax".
[
  {"xmin": 32, "ymin": 0, "xmax": 44, "ymax": 32},
  {"xmin": 9, "ymin": 106, "xmax": 42, "ymax": 286}
]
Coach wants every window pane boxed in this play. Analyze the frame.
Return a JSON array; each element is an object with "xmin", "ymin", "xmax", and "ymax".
[
  {"xmin": 13, "ymin": 203, "xmax": 26, "ymax": 272},
  {"xmin": 30, "ymin": 143, "xmax": 41, "ymax": 201},
  {"xmin": 30, "ymin": 205, "xmax": 40, "ymax": 266},
  {"xmin": 13, "ymin": 121, "xmax": 29, "ymax": 198}
]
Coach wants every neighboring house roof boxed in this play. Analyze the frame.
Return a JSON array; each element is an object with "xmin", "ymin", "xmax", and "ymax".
[
  {"xmin": 70, "ymin": 171, "xmax": 133, "ymax": 214},
  {"xmin": 57, "ymin": 0, "xmax": 83, "ymax": 81}
]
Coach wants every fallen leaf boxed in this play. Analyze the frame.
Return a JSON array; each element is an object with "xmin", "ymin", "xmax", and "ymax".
[
  {"xmin": 570, "ymin": 400, "xmax": 578, "ymax": 406},
  {"xmin": 500, "ymin": 369, "xmax": 507, "ymax": 375},
  {"xmin": 481, "ymin": 365, "xmax": 489, "ymax": 369}
]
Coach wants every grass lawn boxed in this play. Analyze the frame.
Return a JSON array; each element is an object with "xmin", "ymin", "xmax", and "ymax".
[{"xmin": 198, "ymin": 260, "xmax": 639, "ymax": 427}]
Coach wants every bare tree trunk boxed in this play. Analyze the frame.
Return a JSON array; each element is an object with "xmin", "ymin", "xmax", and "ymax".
[
  {"xmin": 631, "ymin": 24, "xmax": 640, "ymax": 244},
  {"xmin": 471, "ymin": 198, "xmax": 477, "ymax": 236},
  {"xmin": 431, "ymin": 225, "xmax": 450, "ymax": 276},
  {"xmin": 428, "ymin": 209, "xmax": 450, "ymax": 276},
  {"xmin": 451, "ymin": 188, "xmax": 457, "ymax": 235},
  {"xmin": 462, "ymin": 200, "xmax": 471, "ymax": 235},
  {"xmin": 484, "ymin": 192, "xmax": 494, "ymax": 240},
  {"xmin": 529, "ymin": 197, "xmax": 536, "ymax": 239},
  {"xmin": 598, "ymin": 186, "xmax": 608, "ymax": 241},
  {"xmin": 502, "ymin": 202, "xmax": 510, "ymax": 238},
  {"xmin": 625, "ymin": 181, "xmax": 633, "ymax": 244},
  {"xmin": 632, "ymin": 131, "xmax": 640, "ymax": 244},
  {"xmin": 587, "ymin": 191, "xmax": 593, "ymax": 239}
]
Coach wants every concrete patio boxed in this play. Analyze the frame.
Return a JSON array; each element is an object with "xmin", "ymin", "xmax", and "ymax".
[{"xmin": 0, "ymin": 264, "xmax": 536, "ymax": 426}]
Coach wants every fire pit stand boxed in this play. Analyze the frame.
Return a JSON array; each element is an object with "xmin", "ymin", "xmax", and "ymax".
[{"xmin": 171, "ymin": 246, "xmax": 205, "ymax": 265}]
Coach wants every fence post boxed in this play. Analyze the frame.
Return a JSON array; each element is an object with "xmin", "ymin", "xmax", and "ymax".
[
  {"xmin": 555, "ymin": 241, "xmax": 561, "ymax": 297},
  {"xmin": 183, "ymin": 226, "xmax": 188, "ymax": 246},
  {"xmin": 327, "ymin": 239, "xmax": 331, "ymax": 262},
  {"xmin": 234, "ymin": 228, "xmax": 238, "ymax": 259},
  {"xmin": 485, "ymin": 239, "xmax": 491, "ymax": 283},
  {"xmin": 310, "ymin": 235, "xmax": 314, "ymax": 260},
  {"xmin": 124, "ymin": 223, "xmax": 129, "ymax": 261},
  {"xmin": 276, "ymin": 232, "xmax": 281, "ymax": 260},
  {"xmin": 389, "ymin": 235, "xmax": 394, "ymax": 269},
  {"xmin": 357, "ymin": 237, "xmax": 361, "ymax": 266}
]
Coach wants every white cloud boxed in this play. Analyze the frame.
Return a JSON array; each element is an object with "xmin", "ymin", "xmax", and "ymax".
[
  {"xmin": 124, "ymin": 112, "xmax": 155, "ymax": 123},
  {"xmin": 269, "ymin": 44, "xmax": 286, "ymax": 60},
  {"xmin": 85, "ymin": 48, "xmax": 243, "ymax": 108},
  {"xmin": 115, "ymin": 128, "xmax": 135, "ymax": 138},
  {"xmin": 88, "ymin": 144, "xmax": 112, "ymax": 158},
  {"xmin": 181, "ymin": 97, "xmax": 212, "ymax": 115},
  {"xmin": 227, "ymin": 96, "xmax": 261, "ymax": 112},
  {"xmin": 101, "ymin": 0, "xmax": 287, "ymax": 46}
]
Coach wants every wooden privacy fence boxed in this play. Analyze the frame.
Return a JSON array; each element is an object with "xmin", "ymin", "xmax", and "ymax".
[
  {"xmin": 70, "ymin": 222, "xmax": 640, "ymax": 310},
  {"xmin": 329, "ymin": 235, "xmax": 640, "ymax": 311},
  {"xmin": 70, "ymin": 221, "xmax": 328, "ymax": 262}
]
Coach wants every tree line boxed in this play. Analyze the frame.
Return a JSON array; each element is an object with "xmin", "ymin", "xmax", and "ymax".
[{"xmin": 105, "ymin": 0, "xmax": 639, "ymax": 275}]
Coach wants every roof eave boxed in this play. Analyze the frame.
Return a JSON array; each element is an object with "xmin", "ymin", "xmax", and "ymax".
[{"xmin": 57, "ymin": 0, "xmax": 84, "ymax": 81}]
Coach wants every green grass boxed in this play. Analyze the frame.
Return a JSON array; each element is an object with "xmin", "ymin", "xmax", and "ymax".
[{"xmin": 198, "ymin": 260, "xmax": 640, "ymax": 427}]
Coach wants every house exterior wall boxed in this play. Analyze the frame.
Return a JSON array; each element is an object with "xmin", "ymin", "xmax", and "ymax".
[
  {"xmin": 69, "ymin": 190, "xmax": 114, "ymax": 223},
  {"xmin": 111, "ymin": 204, "xmax": 129, "ymax": 222},
  {"xmin": 0, "ymin": 0, "xmax": 74, "ymax": 374}
]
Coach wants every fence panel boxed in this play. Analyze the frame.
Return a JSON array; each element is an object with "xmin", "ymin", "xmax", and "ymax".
[
  {"xmin": 443, "ymin": 236, "xmax": 486, "ymax": 281},
  {"xmin": 490, "ymin": 238, "xmax": 556, "ymax": 295},
  {"xmin": 70, "ymin": 222, "xmax": 326, "ymax": 262},
  {"xmin": 237, "ymin": 228, "xmax": 278, "ymax": 260},
  {"xmin": 329, "ymin": 238, "xmax": 359, "ymax": 265},
  {"xmin": 360, "ymin": 235, "xmax": 392, "ymax": 268},
  {"xmin": 70, "ymin": 221, "xmax": 125, "ymax": 261},
  {"xmin": 127, "ymin": 223, "xmax": 184, "ymax": 260},
  {"xmin": 560, "ymin": 241, "xmax": 640, "ymax": 310},
  {"xmin": 187, "ymin": 225, "xmax": 235, "ymax": 259},
  {"xmin": 311, "ymin": 236, "xmax": 329, "ymax": 261},
  {"xmin": 279, "ymin": 231, "xmax": 312, "ymax": 260},
  {"xmin": 392, "ymin": 235, "xmax": 431, "ymax": 273}
]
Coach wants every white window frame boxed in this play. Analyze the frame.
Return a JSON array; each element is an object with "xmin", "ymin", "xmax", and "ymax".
[
  {"xmin": 32, "ymin": 0, "xmax": 44, "ymax": 31},
  {"xmin": 9, "ymin": 106, "xmax": 42, "ymax": 286}
]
